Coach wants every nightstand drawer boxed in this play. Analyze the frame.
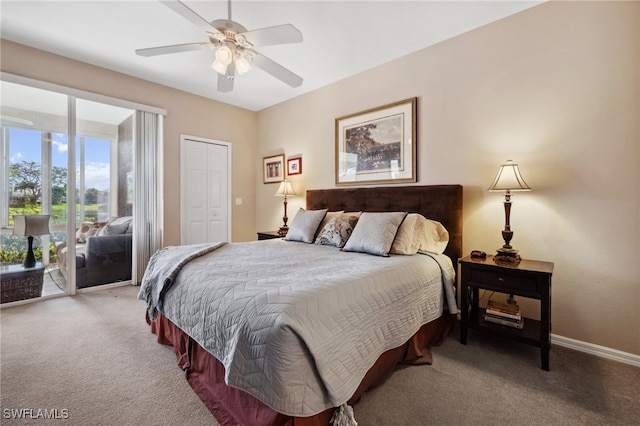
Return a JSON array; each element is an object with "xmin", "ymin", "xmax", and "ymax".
[{"xmin": 469, "ymin": 269, "xmax": 537, "ymax": 292}]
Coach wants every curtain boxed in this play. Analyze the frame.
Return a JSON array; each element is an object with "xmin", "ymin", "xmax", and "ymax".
[{"xmin": 132, "ymin": 111, "xmax": 163, "ymax": 284}]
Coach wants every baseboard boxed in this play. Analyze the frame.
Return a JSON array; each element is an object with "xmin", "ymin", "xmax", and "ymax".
[{"xmin": 551, "ymin": 334, "xmax": 640, "ymax": 367}]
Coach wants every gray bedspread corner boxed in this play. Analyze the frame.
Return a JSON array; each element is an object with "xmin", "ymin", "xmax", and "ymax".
[
  {"xmin": 420, "ymin": 251, "xmax": 458, "ymax": 314},
  {"xmin": 138, "ymin": 242, "xmax": 227, "ymax": 319}
]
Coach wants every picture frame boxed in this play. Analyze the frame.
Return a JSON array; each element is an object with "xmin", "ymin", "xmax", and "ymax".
[
  {"xmin": 287, "ymin": 157, "xmax": 302, "ymax": 176},
  {"xmin": 335, "ymin": 97, "xmax": 417, "ymax": 186},
  {"xmin": 263, "ymin": 154, "xmax": 285, "ymax": 184}
]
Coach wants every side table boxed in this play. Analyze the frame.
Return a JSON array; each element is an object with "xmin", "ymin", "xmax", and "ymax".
[
  {"xmin": 459, "ymin": 255, "xmax": 554, "ymax": 370},
  {"xmin": 1, "ymin": 262, "xmax": 45, "ymax": 303}
]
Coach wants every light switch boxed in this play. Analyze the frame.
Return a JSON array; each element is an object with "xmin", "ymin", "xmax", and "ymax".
[{"xmin": 235, "ymin": 197, "xmax": 243, "ymax": 205}]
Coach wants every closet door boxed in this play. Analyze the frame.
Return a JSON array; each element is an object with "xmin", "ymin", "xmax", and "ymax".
[{"xmin": 180, "ymin": 135, "xmax": 231, "ymax": 245}]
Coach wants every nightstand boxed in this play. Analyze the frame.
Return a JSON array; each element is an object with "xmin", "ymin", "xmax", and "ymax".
[
  {"xmin": 257, "ymin": 231, "xmax": 282, "ymax": 240},
  {"xmin": 459, "ymin": 255, "xmax": 554, "ymax": 370}
]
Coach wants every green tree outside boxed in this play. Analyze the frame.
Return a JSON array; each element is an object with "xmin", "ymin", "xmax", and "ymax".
[{"xmin": 3, "ymin": 160, "xmax": 105, "ymax": 265}]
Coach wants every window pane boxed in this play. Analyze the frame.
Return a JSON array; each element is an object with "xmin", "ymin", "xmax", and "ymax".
[
  {"xmin": 75, "ymin": 137, "xmax": 111, "ymax": 223},
  {"xmin": 50, "ymin": 133, "xmax": 69, "ymax": 227},
  {"xmin": 8, "ymin": 128, "xmax": 43, "ymax": 219}
]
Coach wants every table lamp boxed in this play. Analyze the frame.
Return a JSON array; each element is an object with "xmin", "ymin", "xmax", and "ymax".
[
  {"xmin": 274, "ymin": 180, "xmax": 297, "ymax": 236},
  {"xmin": 13, "ymin": 214, "xmax": 51, "ymax": 268},
  {"xmin": 488, "ymin": 160, "xmax": 531, "ymax": 262}
]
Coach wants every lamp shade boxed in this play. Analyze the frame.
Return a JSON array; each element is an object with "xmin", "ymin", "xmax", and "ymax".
[
  {"xmin": 275, "ymin": 180, "xmax": 296, "ymax": 197},
  {"xmin": 12, "ymin": 215, "xmax": 51, "ymax": 237},
  {"xmin": 488, "ymin": 160, "xmax": 531, "ymax": 192}
]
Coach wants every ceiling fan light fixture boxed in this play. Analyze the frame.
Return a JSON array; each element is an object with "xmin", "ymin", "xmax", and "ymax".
[
  {"xmin": 211, "ymin": 60, "xmax": 227, "ymax": 75},
  {"xmin": 235, "ymin": 56, "xmax": 252, "ymax": 75},
  {"xmin": 235, "ymin": 50, "xmax": 256, "ymax": 75},
  {"xmin": 215, "ymin": 45, "xmax": 233, "ymax": 66},
  {"xmin": 212, "ymin": 44, "xmax": 234, "ymax": 75}
]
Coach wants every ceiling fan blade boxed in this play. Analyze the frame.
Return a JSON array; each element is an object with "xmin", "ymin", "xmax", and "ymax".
[
  {"xmin": 252, "ymin": 52, "xmax": 303, "ymax": 88},
  {"xmin": 135, "ymin": 42, "xmax": 212, "ymax": 57},
  {"xmin": 240, "ymin": 24, "xmax": 303, "ymax": 47},
  {"xmin": 217, "ymin": 73, "xmax": 234, "ymax": 93},
  {"xmin": 160, "ymin": 0, "xmax": 223, "ymax": 37}
]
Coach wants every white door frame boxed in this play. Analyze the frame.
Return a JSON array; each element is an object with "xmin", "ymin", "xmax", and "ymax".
[{"xmin": 180, "ymin": 134, "xmax": 232, "ymax": 245}]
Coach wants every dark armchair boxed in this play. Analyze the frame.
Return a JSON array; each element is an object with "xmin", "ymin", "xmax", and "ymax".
[{"xmin": 56, "ymin": 217, "xmax": 133, "ymax": 288}]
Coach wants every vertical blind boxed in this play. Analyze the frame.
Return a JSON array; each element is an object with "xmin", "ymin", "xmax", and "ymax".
[{"xmin": 132, "ymin": 111, "xmax": 163, "ymax": 284}]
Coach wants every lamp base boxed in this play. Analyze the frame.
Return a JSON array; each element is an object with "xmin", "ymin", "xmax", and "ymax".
[
  {"xmin": 494, "ymin": 247, "xmax": 521, "ymax": 263},
  {"xmin": 23, "ymin": 236, "xmax": 37, "ymax": 269},
  {"xmin": 278, "ymin": 226, "xmax": 289, "ymax": 237}
]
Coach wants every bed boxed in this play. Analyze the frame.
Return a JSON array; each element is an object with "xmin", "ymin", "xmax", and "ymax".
[{"xmin": 140, "ymin": 184, "xmax": 463, "ymax": 426}]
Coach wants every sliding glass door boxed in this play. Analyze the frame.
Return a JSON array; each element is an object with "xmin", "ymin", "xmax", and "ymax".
[
  {"xmin": 73, "ymin": 99, "xmax": 134, "ymax": 290},
  {"xmin": 1, "ymin": 83, "xmax": 69, "ymax": 300},
  {"xmin": 1, "ymin": 80, "xmax": 134, "ymax": 303}
]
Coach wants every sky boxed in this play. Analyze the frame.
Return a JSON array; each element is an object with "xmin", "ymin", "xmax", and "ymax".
[{"xmin": 9, "ymin": 128, "xmax": 111, "ymax": 191}]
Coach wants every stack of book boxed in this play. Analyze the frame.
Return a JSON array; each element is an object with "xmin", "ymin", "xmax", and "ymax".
[{"xmin": 484, "ymin": 299, "xmax": 524, "ymax": 329}]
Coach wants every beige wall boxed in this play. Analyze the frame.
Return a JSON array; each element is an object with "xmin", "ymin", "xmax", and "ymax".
[
  {"xmin": 257, "ymin": 1, "xmax": 640, "ymax": 355},
  {"xmin": 0, "ymin": 39, "xmax": 258, "ymax": 244}
]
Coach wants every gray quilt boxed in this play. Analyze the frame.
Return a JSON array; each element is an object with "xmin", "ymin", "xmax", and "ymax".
[{"xmin": 139, "ymin": 239, "xmax": 456, "ymax": 416}]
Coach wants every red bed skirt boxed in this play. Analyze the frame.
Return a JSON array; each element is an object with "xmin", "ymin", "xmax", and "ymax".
[{"xmin": 148, "ymin": 313, "xmax": 454, "ymax": 426}]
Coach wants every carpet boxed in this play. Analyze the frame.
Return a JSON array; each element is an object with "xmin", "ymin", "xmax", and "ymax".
[{"xmin": 1, "ymin": 286, "xmax": 638, "ymax": 425}]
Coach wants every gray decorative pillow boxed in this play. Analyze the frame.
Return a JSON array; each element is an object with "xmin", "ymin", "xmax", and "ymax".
[
  {"xmin": 315, "ymin": 212, "xmax": 361, "ymax": 248},
  {"xmin": 342, "ymin": 212, "xmax": 408, "ymax": 256},
  {"xmin": 284, "ymin": 208, "xmax": 328, "ymax": 243},
  {"xmin": 102, "ymin": 223, "xmax": 129, "ymax": 235},
  {"xmin": 98, "ymin": 216, "xmax": 132, "ymax": 236}
]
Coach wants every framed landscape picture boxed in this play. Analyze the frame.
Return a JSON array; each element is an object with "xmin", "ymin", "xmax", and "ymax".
[
  {"xmin": 263, "ymin": 154, "xmax": 285, "ymax": 184},
  {"xmin": 335, "ymin": 97, "xmax": 417, "ymax": 186}
]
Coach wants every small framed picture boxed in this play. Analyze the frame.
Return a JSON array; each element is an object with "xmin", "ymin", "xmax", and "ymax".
[
  {"xmin": 263, "ymin": 154, "xmax": 285, "ymax": 184},
  {"xmin": 287, "ymin": 157, "xmax": 302, "ymax": 176}
]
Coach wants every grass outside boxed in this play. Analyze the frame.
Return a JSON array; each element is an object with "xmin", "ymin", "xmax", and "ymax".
[
  {"xmin": 8, "ymin": 203, "xmax": 102, "ymax": 226},
  {"xmin": 2, "ymin": 203, "xmax": 103, "ymax": 265}
]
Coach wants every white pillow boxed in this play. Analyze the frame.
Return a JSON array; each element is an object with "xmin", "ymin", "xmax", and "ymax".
[
  {"xmin": 342, "ymin": 212, "xmax": 407, "ymax": 257},
  {"xmin": 419, "ymin": 218, "xmax": 449, "ymax": 254},
  {"xmin": 284, "ymin": 208, "xmax": 328, "ymax": 243},
  {"xmin": 391, "ymin": 213, "xmax": 450, "ymax": 255}
]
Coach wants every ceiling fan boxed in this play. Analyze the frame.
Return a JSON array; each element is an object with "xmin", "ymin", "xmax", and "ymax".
[{"xmin": 136, "ymin": 0, "xmax": 303, "ymax": 93}]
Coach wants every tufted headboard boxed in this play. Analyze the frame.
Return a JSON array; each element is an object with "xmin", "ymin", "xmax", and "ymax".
[{"xmin": 306, "ymin": 185, "xmax": 463, "ymax": 268}]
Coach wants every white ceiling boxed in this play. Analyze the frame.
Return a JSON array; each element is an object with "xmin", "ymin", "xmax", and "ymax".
[{"xmin": 0, "ymin": 1, "xmax": 543, "ymax": 112}]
